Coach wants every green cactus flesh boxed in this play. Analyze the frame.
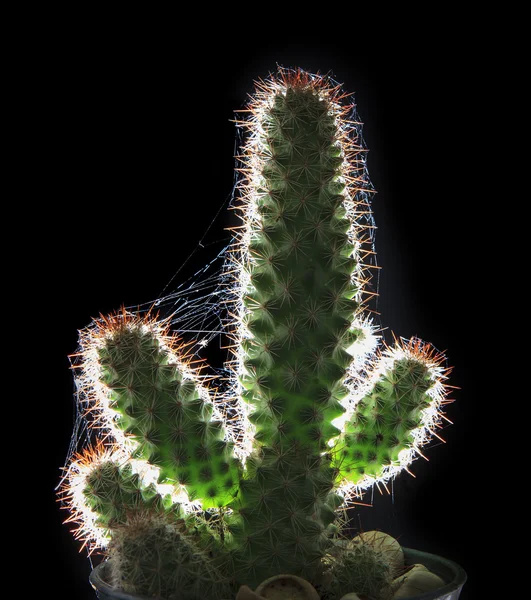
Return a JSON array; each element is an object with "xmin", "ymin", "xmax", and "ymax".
[
  {"xmin": 82, "ymin": 458, "xmax": 175, "ymax": 536},
  {"xmin": 240, "ymin": 85, "xmax": 355, "ymax": 453},
  {"xmin": 109, "ymin": 510, "xmax": 236, "ymax": 600},
  {"xmin": 225, "ymin": 83, "xmax": 363, "ymax": 585},
  {"xmin": 98, "ymin": 322, "xmax": 241, "ymax": 508},
  {"xmin": 322, "ymin": 539, "xmax": 393, "ymax": 600},
  {"xmin": 62, "ymin": 68, "xmax": 450, "ymax": 597},
  {"xmin": 333, "ymin": 357, "xmax": 435, "ymax": 484}
]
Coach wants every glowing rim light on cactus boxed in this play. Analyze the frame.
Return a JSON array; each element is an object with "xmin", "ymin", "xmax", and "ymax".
[
  {"xmin": 83, "ymin": 311, "xmax": 232, "ymax": 443},
  {"xmin": 71, "ymin": 310, "xmax": 237, "ymax": 507},
  {"xmin": 224, "ymin": 69, "xmax": 381, "ymax": 469},
  {"xmin": 335, "ymin": 336, "xmax": 452, "ymax": 502},
  {"xmin": 60, "ymin": 68, "xmax": 455, "ymax": 559},
  {"xmin": 224, "ymin": 68, "xmax": 452, "ymax": 506},
  {"xmin": 61, "ymin": 443, "xmax": 129, "ymax": 551},
  {"xmin": 62, "ymin": 440, "xmax": 200, "ymax": 551}
]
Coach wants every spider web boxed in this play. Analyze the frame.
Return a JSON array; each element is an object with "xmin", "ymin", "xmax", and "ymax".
[{"xmin": 58, "ymin": 72, "xmax": 381, "ymax": 558}]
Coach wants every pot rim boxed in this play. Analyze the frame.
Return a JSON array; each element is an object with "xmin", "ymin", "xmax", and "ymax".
[
  {"xmin": 397, "ymin": 547, "xmax": 467, "ymax": 599},
  {"xmin": 89, "ymin": 547, "xmax": 466, "ymax": 600}
]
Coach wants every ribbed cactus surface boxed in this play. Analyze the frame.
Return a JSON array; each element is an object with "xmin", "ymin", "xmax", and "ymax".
[
  {"xmin": 98, "ymin": 319, "xmax": 241, "ymax": 508},
  {"xmin": 333, "ymin": 352, "xmax": 438, "ymax": 484},
  {"xmin": 239, "ymin": 85, "xmax": 355, "ymax": 452},
  {"xmin": 109, "ymin": 510, "xmax": 235, "ymax": 600},
  {"xmin": 60, "ymin": 68, "xmax": 450, "ymax": 597},
  {"xmin": 225, "ymin": 80, "xmax": 365, "ymax": 583}
]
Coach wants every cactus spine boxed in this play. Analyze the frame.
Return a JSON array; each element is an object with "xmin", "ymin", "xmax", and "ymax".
[
  {"xmin": 60, "ymin": 68, "xmax": 451, "ymax": 597},
  {"xmin": 108, "ymin": 511, "xmax": 235, "ymax": 600},
  {"xmin": 97, "ymin": 315, "xmax": 241, "ymax": 508}
]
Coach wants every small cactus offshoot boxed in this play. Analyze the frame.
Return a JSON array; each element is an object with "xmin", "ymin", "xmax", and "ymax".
[
  {"xmin": 59, "ymin": 67, "xmax": 453, "ymax": 598},
  {"xmin": 108, "ymin": 510, "xmax": 235, "ymax": 600},
  {"xmin": 319, "ymin": 531, "xmax": 403, "ymax": 600}
]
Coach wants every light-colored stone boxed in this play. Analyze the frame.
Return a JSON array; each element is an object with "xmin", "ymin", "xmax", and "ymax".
[
  {"xmin": 236, "ymin": 584, "xmax": 267, "ymax": 600},
  {"xmin": 255, "ymin": 574, "xmax": 320, "ymax": 600},
  {"xmin": 391, "ymin": 564, "xmax": 428, "ymax": 595},
  {"xmin": 392, "ymin": 566, "xmax": 445, "ymax": 598}
]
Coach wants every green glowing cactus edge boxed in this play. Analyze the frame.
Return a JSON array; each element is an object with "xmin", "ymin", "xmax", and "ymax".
[{"xmin": 61, "ymin": 68, "xmax": 452, "ymax": 600}]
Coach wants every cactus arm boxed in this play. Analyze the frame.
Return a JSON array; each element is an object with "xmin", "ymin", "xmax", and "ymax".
[
  {"xmin": 109, "ymin": 510, "xmax": 236, "ymax": 600},
  {"xmin": 82, "ymin": 459, "xmax": 169, "ymax": 529},
  {"xmin": 60, "ymin": 445, "xmax": 179, "ymax": 549},
  {"xmin": 59, "ymin": 68, "xmax": 455, "ymax": 595},
  {"xmin": 332, "ymin": 338, "xmax": 449, "ymax": 490},
  {"xmin": 85, "ymin": 314, "xmax": 242, "ymax": 508}
]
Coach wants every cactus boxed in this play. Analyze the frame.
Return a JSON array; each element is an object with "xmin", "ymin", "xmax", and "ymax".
[
  {"xmin": 62, "ymin": 443, "xmax": 179, "ymax": 550},
  {"xmin": 321, "ymin": 540, "xmax": 394, "ymax": 600},
  {"xmin": 319, "ymin": 531, "xmax": 404, "ymax": 600},
  {"xmin": 108, "ymin": 510, "xmax": 236, "ymax": 600},
  {"xmin": 96, "ymin": 315, "xmax": 241, "ymax": 509},
  {"xmin": 60, "ymin": 68, "xmax": 451, "ymax": 597}
]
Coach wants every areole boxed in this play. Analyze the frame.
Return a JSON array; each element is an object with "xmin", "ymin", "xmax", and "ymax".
[
  {"xmin": 62, "ymin": 68, "xmax": 466, "ymax": 600},
  {"xmin": 89, "ymin": 547, "xmax": 467, "ymax": 600}
]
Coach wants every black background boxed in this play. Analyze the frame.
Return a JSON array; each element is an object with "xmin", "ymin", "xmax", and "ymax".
[{"xmin": 29, "ymin": 17, "xmax": 489, "ymax": 600}]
